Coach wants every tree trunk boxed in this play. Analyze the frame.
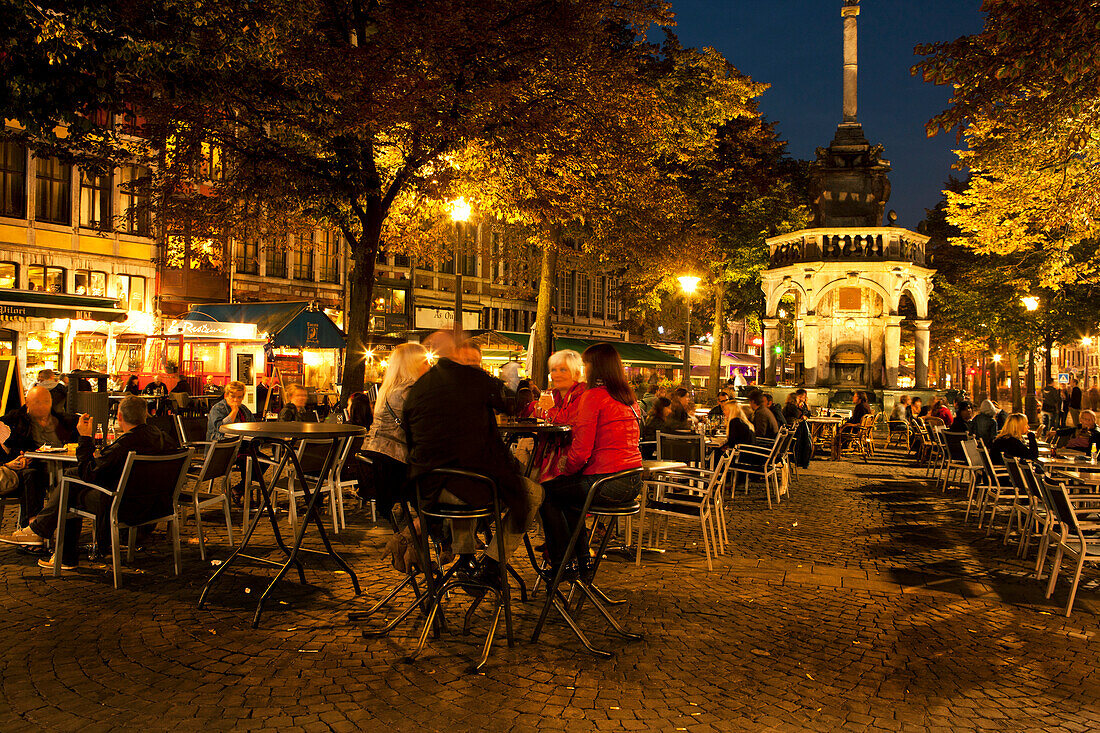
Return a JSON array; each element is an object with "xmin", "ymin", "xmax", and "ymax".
[
  {"xmin": 709, "ymin": 280, "xmax": 726, "ymax": 402},
  {"xmin": 1010, "ymin": 348, "xmax": 1022, "ymax": 412},
  {"xmin": 530, "ymin": 229, "xmax": 559, "ymax": 389},
  {"xmin": 339, "ymin": 212, "xmax": 382, "ymax": 404},
  {"xmin": 1044, "ymin": 332, "xmax": 1055, "ymax": 383},
  {"xmin": 979, "ymin": 356, "xmax": 987, "ymax": 398}
]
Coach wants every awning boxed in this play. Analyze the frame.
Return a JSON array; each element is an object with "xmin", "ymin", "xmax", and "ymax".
[
  {"xmin": 0, "ymin": 289, "xmax": 126, "ymax": 323},
  {"xmin": 182, "ymin": 301, "xmax": 346, "ymax": 349}
]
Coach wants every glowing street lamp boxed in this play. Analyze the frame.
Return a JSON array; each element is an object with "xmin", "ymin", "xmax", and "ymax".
[
  {"xmin": 450, "ymin": 198, "xmax": 472, "ymax": 338},
  {"xmin": 1021, "ymin": 296, "xmax": 1039, "ymax": 312},
  {"xmin": 678, "ymin": 276, "xmax": 701, "ymax": 387}
]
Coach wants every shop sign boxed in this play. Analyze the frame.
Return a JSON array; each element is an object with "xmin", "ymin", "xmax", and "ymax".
[
  {"xmin": 414, "ymin": 307, "xmax": 480, "ymax": 331},
  {"xmin": 165, "ymin": 320, "xmax": 258, "ymax": 340}
]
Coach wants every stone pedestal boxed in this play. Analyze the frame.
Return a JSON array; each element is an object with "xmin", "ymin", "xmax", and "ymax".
[{"xmin": 802, "ymin": 315, "xmax": 820, "ymax": 387}]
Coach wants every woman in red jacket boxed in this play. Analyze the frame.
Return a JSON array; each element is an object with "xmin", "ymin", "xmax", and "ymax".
[{"xmin": 538, "ymin": 343, "xmax": 643, "ymax": 573}]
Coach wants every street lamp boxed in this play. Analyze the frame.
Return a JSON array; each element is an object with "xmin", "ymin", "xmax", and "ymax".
[
  {"xmin": 678, "ymin": 275, "xmax": 700, "ymax": 388},
  {"xmin": 449, "ymin": 198, "xmax": 471, "ymax": 340},
  {"xmin": 1082, "ymin": 336, "xmax": 1093, "ymax": 389},
  {"xmin": 1022, "ymin": 295, "xmax": 1039, "ymax": 424},
  {"xmin": 992, "ymin": 353, "xmax": 1002, "ymax": 402}
]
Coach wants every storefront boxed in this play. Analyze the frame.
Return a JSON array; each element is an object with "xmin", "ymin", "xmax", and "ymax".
[
  {"xmin": 174, "ymin": 301, "xmax": 347, "ymax": 392},
  {"xmin": 0, "ymin": 289, "xmax": 127, "ymax": 390}
]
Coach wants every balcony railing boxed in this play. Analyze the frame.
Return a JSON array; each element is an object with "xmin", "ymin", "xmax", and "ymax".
[{"xmin": 767, "ymin": 228, "xmax": 928, "ymax": 269}]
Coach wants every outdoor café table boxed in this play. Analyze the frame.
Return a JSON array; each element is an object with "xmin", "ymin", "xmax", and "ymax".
[
  {"xmin": 498, "ymin": 420, "xmax": 571, "ymax": 479},
  {"xmin": 604, "ymin": 459, "xmax": 690, "ymax": 557},
  {"xmin": 198, "ymin": 421, "xmax": 365, "ymax": 627},
  {"xmin": 28, "ymin": 448, "xmax": 78, "ymax": 487},
  {"xmin": 805, "ymin": 416, "xmax": 844, "ymax": 460}
]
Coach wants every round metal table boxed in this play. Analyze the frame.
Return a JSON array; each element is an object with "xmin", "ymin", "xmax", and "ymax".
[
  {"xmin": 199, "ymin": 422, "xmax": 366, "ymax": 627},
  {"xmin": 497, "ymin": 420, "xmax": 571, "ymax": 478}
]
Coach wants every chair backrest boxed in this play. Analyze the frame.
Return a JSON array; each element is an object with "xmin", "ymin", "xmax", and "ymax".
[
  {"xmin": 196, "ymin": 437, "xmax": 242, "ymax": 483},
  {"xmin": 770, "ymin": 428, "xmax": 792, "ymax": 462},
  {"xmin": 112, "ymin": 449, "xmax": 194, "ymax": 523},
  {"xmin": 961, "ymin": 437, "xmax": 983, "ymax": 470},
  {"xmin": 926, "ymin": 416, "xmax": 946, "ymax": 428},
  {"xmin": 295, "ymin": 438, "xmax": 335, "ymax": 476},
  {"xmin": 1022, "ymin": 461, "xmax": 1055, "ymax": 515},
  {"xmin": 860, "ymin": 413, "xmax": 875, "ymax": 430},
  {"xmin": 1042, "ymin": 478, "xmax": 1084, "ymax": 539},
  {"xmin": 942, "ymin": 431, "xmax": 969, "ymax": 462},
  {"xmin": 170, "ymin": 392, "xmax": 189, "ymax": 410},
  {"xmin": 175, "ymin": 414, "xmax": 209, "ymax": 445},
  {"xmin": 656, "ymin": 431, "xmax": 706, "ymax": 465},
  {"xmin": 1002, "ymin": 456, "xmax": 1030, "ymax": 496}
]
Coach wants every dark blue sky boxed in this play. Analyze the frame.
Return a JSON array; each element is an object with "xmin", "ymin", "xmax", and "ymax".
[{"xmin": 668, "ymin": 0, "xmax": 985, "ymax": 228}]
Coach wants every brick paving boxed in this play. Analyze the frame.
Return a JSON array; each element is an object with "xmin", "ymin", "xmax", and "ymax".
[{"xmin": 1, "ymin": 447, "xmax": 1099, "ymax": 731}]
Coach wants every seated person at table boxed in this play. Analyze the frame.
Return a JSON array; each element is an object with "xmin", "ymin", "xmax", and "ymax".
[
  {"xmin": 278, "ymin": 384, "xmax": 318, "ymax": 423},
  {"xmin": 1056, "ymin": 408, "xmax": 1100, "ymax": 455},
  {"xmin": 783, "ymin": 389, "xmax": 811, "ymax": 424},
  {"xmin": 203, "ymin": 375, "xmax": 223, "ymax": 397},
  {"xmin": 143, "ymin": 375, "xmax": 168, "ymax": 395},
  {"xmin": 929, "ymin": 398, "xmax": 953, "ymax": 424},
  {"xmin": 36, "ymin": 369, "xmax": 68, "ymax": 410},
  {"xmin": 990, "ymin": 413, "xmax": 1039, "ymax": 465},
  {"xmin": 403, "ymin": 331, "xmax": 542, "ymax": 583},
  {"xmin": 255, "ymin": 376, "xmax": 282, "ymax": 415},
  {"xmin": 970, "ymin": 399, "xmax": 999, "ymax": 449},
  {"xmin": 123, "ymin": 374, "xmax": 141, "ymax": 395},
  {"xmin": 207, "ymin": 381, "xmax": 254, "ymax": 441},
  {"xmin": 722, "ymin": 400, "xmax": 756, "ymax": 452},
  {"xmin": 708, "ymin": 391, "xmax": 731, "ymax": 421},
  {"xmin": 0, "ymin": 396, "xmax": 176, "ymax": 568},
  {"xmin": 539, "ymin": 343, "xmax": 642, "ymax": 575},
  {"xmin": 765, "ymin": 393, "xmax": 788, "ymax": 428},
  {"xmin": 0, "ymin": 386, "xmax": 80, "ymax": 527},
  {"xmin": 170, "ymin": 378, "xmax": 191, "ymax": 394},
  {"xmin": 537, "ymin": 349, "xmax": 586, "ymax": 424},
  {"xmin": 642, "ymin": 397, "xmax": 678, "ymax": 443},
  {"xmin": 949, "ymin": 401, "xmax": 974, "ymax": 433},
  {"xmin": 746, "ymin": 390, "xmax": 778, "ymax": 440}
]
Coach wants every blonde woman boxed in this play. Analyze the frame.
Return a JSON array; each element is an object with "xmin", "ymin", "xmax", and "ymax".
[
  {"xmin": 364, "ymin": 343, "xmax": 430, "ymax": 524},
  {"xmin": 536, "ymin": 349, "xmax": 586, "ymax": 423},
  {"xmin": 990, "ymin": 413, "xmax": 1038, "ymax": 465}
]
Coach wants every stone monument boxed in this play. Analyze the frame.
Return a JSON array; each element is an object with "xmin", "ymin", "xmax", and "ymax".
[{"xmin": 760, "ymin": 0, "xmax": 935, "ymax": 397}]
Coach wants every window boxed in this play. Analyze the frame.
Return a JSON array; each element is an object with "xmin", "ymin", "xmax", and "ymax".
[
  {"xmin": 0, "ymin": 140, "xmax": 26, "ymax": 218},
  {"xmin": 440, "ymin": 251, "xmax": 455, "ymax": 275},
  {"xmin": 393, "ymin": 253, "xmax": 409, "ymax": 267},
  {"xmin": 74, "ymin": 269, "xmax": 107, "ymax": 297},
  {"xmin": 593, "ymin": 276, "xmax": 605, "ymax": 318},
  {"xmin": 460, "ymin": 236, "xmax": 477, "ymax": 277},
  {"xmin": 318, "ymin": 231, "xmax": 339, "ymax": 283},
  {"xmin": 577, "ymin": 275, "xmax": 590, "ymax": 317},
  {"xmin": 264, "ymin": 238, "xmax": 286, "ymax": 278},
  {"xmin": 79, "ymin": 170, "xmax": 111, "ymax": 230},
  {"xmin": 115, "ymin": 274, "xmax": 145, "ymax": 310},
  {"xmin": 199, "ymin": 142, "xmax": 223, "ymax": 182},
  {"xmin": 35, "ymin": 157, "xmax": 71, "ymax": 224},
  {"xmin": 292, "ymin": 231, "xmax": 314, "ymax": 280},
  {"xmin": 119, "ymin": 165, "xmax": 151, "ymax": 235},
  {"xmin": 234, "ymin": 237, "xmax": 259, "ymax": 275},
  {"xmin": 372, "ymin": 286, "xmax": 407, "ymax": 315},
  {"xmin": 0, "ymin": 262, "xmax": 16, "ymax": 289},
  {"xmin": 558, "ymin": 272, "xmax": 574, "ymax": 314},
  {"xmin": 28, "ymin": 265, "xmax": 64, "ymax": 293}
]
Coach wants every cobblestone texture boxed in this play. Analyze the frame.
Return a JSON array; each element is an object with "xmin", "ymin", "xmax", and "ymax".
[{"xmin": 1, "ymin": 447, "xmax": 1098, "ymax": 731}]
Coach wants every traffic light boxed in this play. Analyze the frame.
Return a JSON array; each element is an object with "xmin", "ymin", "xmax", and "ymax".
[{"xmin": 774, "ymin": 345, "xmax": 783, "ymax": 355}]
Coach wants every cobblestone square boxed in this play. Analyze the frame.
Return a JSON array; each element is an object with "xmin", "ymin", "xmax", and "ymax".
[{"xmin": 2, "ymin": 448, "xmax": 1099, "ymax": 732}]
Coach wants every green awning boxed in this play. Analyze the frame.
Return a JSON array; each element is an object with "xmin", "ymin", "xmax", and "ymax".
[
  {"xmin": 183, "ymin": 301, "xmax": 346, "ymax": 349},
  {"xmin": 0, "ymin": 289, "xmax": 126, "ymax": 322}
]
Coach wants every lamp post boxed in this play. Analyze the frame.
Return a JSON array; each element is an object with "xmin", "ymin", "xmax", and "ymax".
[
  {"xmin": 1082, "ymin": 336, "xmax": 1093, "ymax": 391},
  {"xmin": 449, "ymin": 198, "xmax": 471, "ymax": 340},
  {"xmin": 678, "ymin": 275, "xmax": 700, "ymax": 388},
  {"xmin": 1022, "ymin": 296, "xmax": 1039, "ymax": 424},
  {"xmin": 992, "ymin": 353, "xmax": 1002, "ymax": 403}
]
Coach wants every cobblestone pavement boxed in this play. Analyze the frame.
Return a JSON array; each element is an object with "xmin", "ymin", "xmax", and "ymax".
[{"xmin": 2, "ymin": 447, "xmax": 1099, "ymax": 732}]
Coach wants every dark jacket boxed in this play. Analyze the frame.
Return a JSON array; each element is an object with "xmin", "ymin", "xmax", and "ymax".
[
  {"xmin": 278, "ymin": 404, "xmax": 318, "ymax": 423},
  {"xmin": 403, "ymin": 358, "xmax": 521, "ymax": 512},
  {"xmin": 949, "ymin": 416, "xmax": 971, "ymax": 433},
  {"xmin": 783, "ymin": 402, "xmax": 809, "ymax": 423},
  {"xmin": 143, "ymin": 380, "xmax": 167, "ymax": 395},
  {"xmin": 848, "ymin": 401, "xmax": 872, "ymax": 425},
  {"xmin": 752, "ymin": 406, "xmax": 779, "ymax": 439},
  {"xmin": 75, "ymin": 423, "xmax": 178, "ymax": 521},
  {"xmin": 1041, "ymin": 386, "xmax": 1060, "ymax": 413},
  {"xmin": 1, "ymin": 406, "xmax": 79, "ymax": 460},
  {"xmin": 769, "ymin": 403, "xmax": 788, "ymax": 428},
  {"xmin": 990, "ymin": 432, "xmax": 1038, "ymax": 466}
]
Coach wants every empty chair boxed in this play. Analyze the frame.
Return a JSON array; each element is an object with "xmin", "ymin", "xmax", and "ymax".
[
  {"xmin": 730, "ymin": 428, "xmax": 791, "ymax": 509},
  {"xmin": 1041, "ymin": 478, "xmax": 1100, "ymax": 616},
  {"xmin": 178, "ymin": 438, "xmax": 240, "ymax": 559}
]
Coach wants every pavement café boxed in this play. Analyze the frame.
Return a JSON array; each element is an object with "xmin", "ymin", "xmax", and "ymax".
[{"xmin": 167, "ymin": 302, "xmax": 347, "ymax": 391}]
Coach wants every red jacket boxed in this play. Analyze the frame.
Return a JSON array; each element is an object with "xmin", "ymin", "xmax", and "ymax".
[
  {"xmin": 564, "ymin": 386, "xmax": 643, "ymax": 476},
  {"xmin": 545, "ymin": 381, "xmax": 586, "ymax": 425}
]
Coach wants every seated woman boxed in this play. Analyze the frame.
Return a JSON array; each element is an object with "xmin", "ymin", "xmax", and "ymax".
[
  {"xmin": 641, "ymin": 397, "xmax": 674, "ymax": 442},
  {"xmin": 538, "ymin": 343, "xmax": 643, "ymax": 575},
  {"xmin": 537, "ymin": 349, "xmax": 586, "ymax": 424},
  {"xmin": 723, "ymin": 400, "xmax": 756, "ymax": 452},
  {"xmin": 278, "ymin": 384, "xmax": 318, "ymax": 422},
  {"xmin": 990, "ymin": 413, "xmax": 1039, "ymax": 465},
  {"xmin": 1056, "ymin": 408, "xmax": 1100, "ymax": 455},
  {"xmin": 123, "ymin": 374, "xmax": 141, "ymax": 396},
  {"xmin": 783, "ymin": 389, "xmax": 810, "ymax": 424}
]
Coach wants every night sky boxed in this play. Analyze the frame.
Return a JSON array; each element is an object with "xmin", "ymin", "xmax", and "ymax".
[{"xmin": 668, "ymin": 0, "xmax": 985, "ymax": 228}]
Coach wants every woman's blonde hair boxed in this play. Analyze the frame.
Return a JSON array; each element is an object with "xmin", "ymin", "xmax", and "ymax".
[
  {"xmin": 996, "ymin": 413, "xmax": 1029, "ymax": 440},
  {"xmin": 375, "ymin": 343, "xmax": 428, "ymax": 416},
  {"xmin": 548, "ymin": 349, "xmax": 584, "ymax": 382}
]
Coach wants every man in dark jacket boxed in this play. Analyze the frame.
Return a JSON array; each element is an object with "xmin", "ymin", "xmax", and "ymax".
[
  {"xmin": 1, "ymin": 386, "xmax": 80, "ymax": 526},
  {"xmin": 0, "ymin": 396, "xmax": 176, "ymax": 569},
  {"xmin": 403, "ymin": 333, "xmax": 540, "ymax": 579},
  {"xmin": 746, "ymin": 390, "xmax": 778, "ymax": 439}
]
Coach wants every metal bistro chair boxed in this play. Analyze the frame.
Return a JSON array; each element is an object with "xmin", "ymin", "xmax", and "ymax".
[
  {"xmin": 730, "ymin": 428, "xmax": 791, "ymax": 509},
  {"xmin": 885, "ymin": 419, "xmax": 911, "ymax": 451},
  {"xmin": 174, "ymin": 414, "xmax": 214, "ymax": 451},
  {"xmin": 839, "ymin": 413, "xmax": 876, "ymax": 461},
  {"xmin": 178, "ymin": 438, "xmax": 240, "ymax": 560},
  {"xmin": 938, "ymin": 430, "xmax": 971, "ymax": 492},
  {"xmin": 406, "ymin": 468, "xmax": 514, "ymax": 673},
  {"xmin": 531, "ymin": 467, "xmax": 645, "ymax": 658},
  {"xmin": 973, "ymin": 439, "xmax": 1019, "ymax": 533},
  {"xmin": 54, "ymin": 450, "xmax": 194, "ymax": 588},
  {"xmin": 1041, "ymin": 478, "xmax": 1100, "ymax": 616},
  {"xmin": 272, "ymin": 438, "xmax": 345, "ymax": 535},
  {"xmin": 636, "ymin": 450, "xmax": 733, "ymax": 570},
  {"xmin": 1002, "ymin": 457, "xmax": 1049, "ymax": 558}
]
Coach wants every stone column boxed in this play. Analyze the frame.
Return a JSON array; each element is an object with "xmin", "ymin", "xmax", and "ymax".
[
  {"xmin": 884, "ymin": 315, "xmax": 903, "ymax": 388},
  {"xmin": 802, "ymin": 315, "xmax": 820, "ymax": 387},
  {"xmin": 914, "ymin": 319, "xmax": 931, "ymax": 389},
  {"xmin": 842, "ymin": 2, "xmax": 860, "ymax": 123},
  {"xmin": 762, "ymin": 318, "xmax": 780, "ymax": 386}
]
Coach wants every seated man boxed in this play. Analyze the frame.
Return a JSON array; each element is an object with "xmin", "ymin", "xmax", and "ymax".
[
  {"xmin": 1057, "ymin": 409, "xmax": 1100, "ymax": 455},
  {"xmin": 203, "ymin": 376, "xmax": 223, "ymax": 397},
  {"xmin": 403, "ymin": 331, "xmax": 543, "ymax": 584},
  {"xmin": 143, "ymin": 375, "xmax": 168, "ymax": 395},
  {"xmin": 0, "ymin": 396, "xmax": 176, "ymax": 569},
  {"xmin": 0, "ymin": 386, "xmax": 79, "ymax": 527},
  {"xmin": 207, "ymin": 381, "xmax": 254, "ymax": 502}
]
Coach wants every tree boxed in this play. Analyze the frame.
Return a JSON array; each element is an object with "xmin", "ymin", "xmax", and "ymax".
[{"xmin": 914, "ymin": 1, "xmax": 1100, "ymax": 286}]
